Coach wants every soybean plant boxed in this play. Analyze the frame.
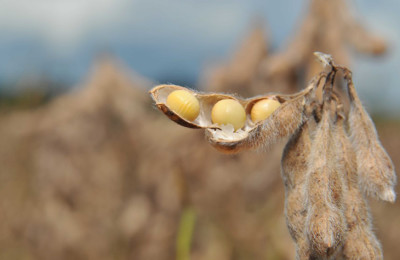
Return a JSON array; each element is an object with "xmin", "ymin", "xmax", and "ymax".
[{"xmin": 150, "ymin": 52, "xmax": 396, "ymax": 259}]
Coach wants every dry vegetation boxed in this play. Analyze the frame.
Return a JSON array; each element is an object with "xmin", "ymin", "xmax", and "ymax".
[{"xmin": 0, "ymin": 58, "xmax": 291, "ymax": 259}]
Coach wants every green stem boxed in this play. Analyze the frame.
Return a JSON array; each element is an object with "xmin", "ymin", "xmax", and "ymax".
[{"xmin": 176, "ymin": 207, "xmax": 196, "ymax": 260}]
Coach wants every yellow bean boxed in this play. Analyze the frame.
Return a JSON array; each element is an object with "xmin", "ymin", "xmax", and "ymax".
[
  {"xmin": 251, "ymin": 99, "xmax": 281, "ymax": 123},
  {"xmin": 211, "ymin": 99, "xmax": 246, "ymax": 131},
  {"xmin": 166, "ymin": 90, "xmax": 200, "ymax": 121}
]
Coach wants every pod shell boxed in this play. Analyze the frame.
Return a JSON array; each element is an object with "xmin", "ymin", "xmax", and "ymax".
[{"xmin": 150, "ymin": 84, "xmax": 311, "ymax": 153}]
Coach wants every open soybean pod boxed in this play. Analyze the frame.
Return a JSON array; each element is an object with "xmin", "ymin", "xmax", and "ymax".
[
  {"xmin": 150, "ymin": 75, "xmax": 322, "ymax": 153},
  {"xmin": 150, "ymin": 84, "xmax": 278, "ymax": 152}
]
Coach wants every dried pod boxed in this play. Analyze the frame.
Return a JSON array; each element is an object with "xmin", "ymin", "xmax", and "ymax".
[
  {"xmin": 343, "ymin": 231, "xmax": 382, "ymax": 260},
  {"xmin": 345, "ymin": 75, "xmax": 397, "ymax": 202},
  {"xmin": 281, "ymin": 115, "xmax": 315, "ymax": 260},
  {"xmin": 335, "ymin": 112, "xmax": 383, "ymax": 259},
  {"xmin": 150, "ymin": 76, "xmax": 321, "ymax": 153},
  {"xmin": 295, "ymin": 239, "xmax": 311, "ymax": 260},
  {"xmin": 304, "ymin": 102, "xmax": 346, "ymax": 258}
]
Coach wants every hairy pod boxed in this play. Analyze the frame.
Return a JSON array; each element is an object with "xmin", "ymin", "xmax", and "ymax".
[
  {"xmin": 150, "ymin": 74, "xmax": 323, "ymax": 153},
  {"xmin": 282, "ymin": 116, "xmax": 315, "ymax": 259},
  {"xmin": 206, "ymin": 74, "xmax": 325, "ymax": 153},
  {"xmin": 346, "ymin": 76, "xmax": 397, "ymax": 202},
  {"xmin": 335, "ymin": 113, "xmax": 383, "ymax": 259},
  {"xmin": 304, "ymin": 102, "xmax": 346, "ymax": 258},
  {"xmin": 243, "ymin": 91, "xmax": 309, "ymax": 150},
  {"xmin": 205, "ymin": 84, "xmax": 316, "ymax": 153},
  {"xmin": 296, "ymin": 239, "xmax": 311, "ymax": 260}
]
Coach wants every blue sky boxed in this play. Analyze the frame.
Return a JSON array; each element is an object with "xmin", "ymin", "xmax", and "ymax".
[
  {"xmin": 0, "ymin": 0, "xmax": 303, "ymax": 84},
  {"xmin": 0, "ymin": 0, "xmax": 399, "ymax": 115}
]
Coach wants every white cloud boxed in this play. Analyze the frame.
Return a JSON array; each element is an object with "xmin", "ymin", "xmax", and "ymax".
[
  {"xmin": 0, "ymin": 0, "xmax": 129, "ymax": 53},
  {"xmin": 0, "ymin": 0, "xmax": 253, "ymax": 55}
]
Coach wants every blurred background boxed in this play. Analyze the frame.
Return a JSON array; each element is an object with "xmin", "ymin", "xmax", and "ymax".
[{"xmin": 0, "ymin": 0, "xmax": 399, "ymax": 259}]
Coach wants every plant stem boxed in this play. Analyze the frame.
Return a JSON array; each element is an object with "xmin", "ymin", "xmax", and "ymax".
[{"xmin": 176, "ymin": 206, "xmax": 196, "ymax": 260}]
